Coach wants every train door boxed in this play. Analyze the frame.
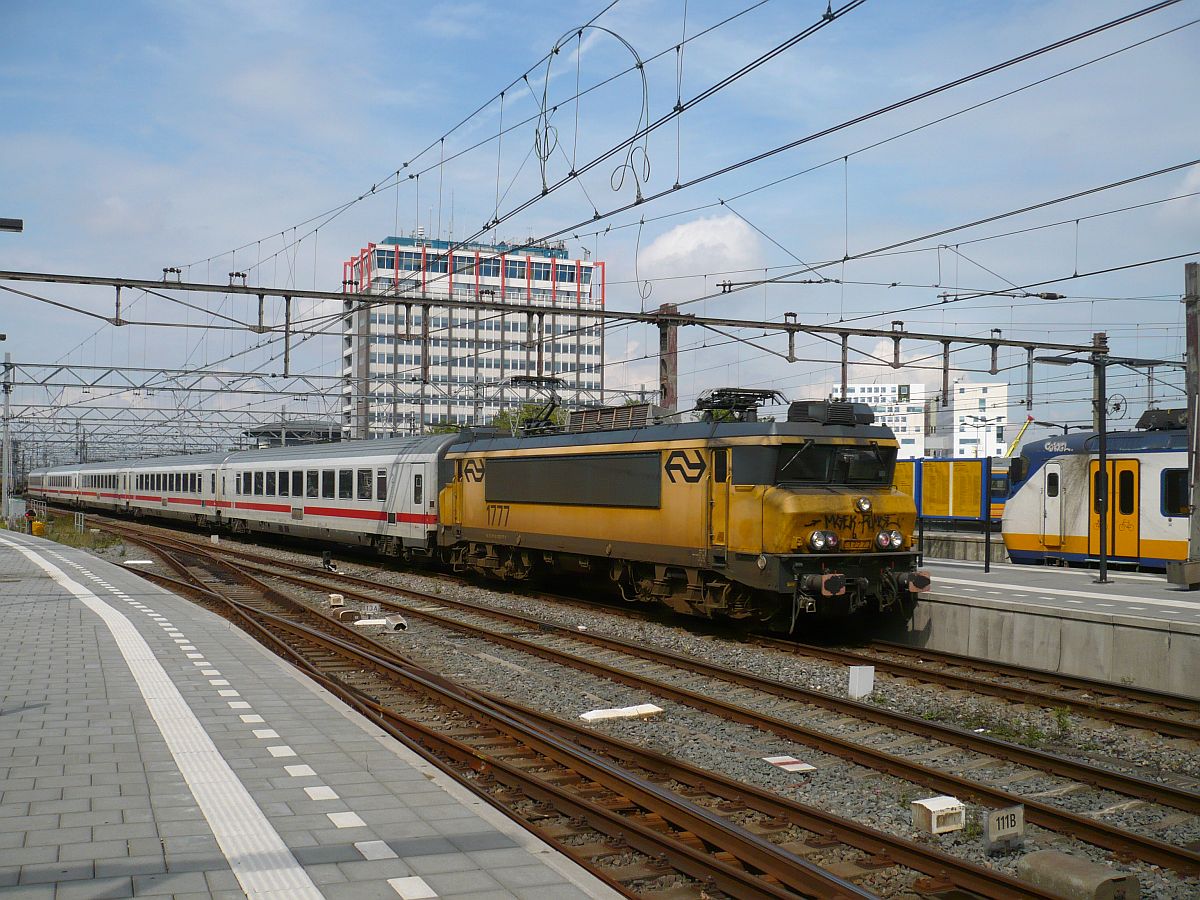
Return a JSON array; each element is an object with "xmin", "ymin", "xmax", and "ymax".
[
  {"xmin": 709, "ymin": 448, "xmax": 729, "ymax": 548},
  {"xmin": 1041, "ymin": 463, "xmax": 1062, "ymax": 548},
  {"xmin": 1088, "ymin": 459, "xmax": 1140, "ymax": 559}
]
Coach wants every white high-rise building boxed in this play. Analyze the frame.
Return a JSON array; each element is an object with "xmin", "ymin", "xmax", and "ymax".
[
  {"xmin": 925, "ymin": 379, "xmax": 1010, "ymax": 458},
  {"xmin": 841, "ymin": 382, "xmax": 929, "ymax": 459},
  {"xmin": 341, "ymin": 234, "xmax": 606, "ymax": 437}
]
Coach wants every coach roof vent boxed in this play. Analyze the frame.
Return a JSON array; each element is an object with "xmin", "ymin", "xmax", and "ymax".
[
  {"xmin": 1136, "ymin": 408, "xmax": 1186, "ymax": 431},
  {"xmin": 788, "ymin": 401, "xmax": 874, "ymax": 426}
]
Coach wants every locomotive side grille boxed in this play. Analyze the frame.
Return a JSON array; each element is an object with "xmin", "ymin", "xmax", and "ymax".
[{"xmin": 568, "ymin": 403, "xmax": 659, "ymax": 432}]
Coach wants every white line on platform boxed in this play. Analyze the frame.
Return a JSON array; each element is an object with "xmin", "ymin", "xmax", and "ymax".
[
  {"xmin": 928, "ymin": 558, "xmax": 1163, "ymax": 581},
  {"xmin": 0, "ymin": 536, "xmax": 324, "ymax": 899},
  {"xmin": 933, "ymin": 576, "xmax": 1200, "ymax": 610}
]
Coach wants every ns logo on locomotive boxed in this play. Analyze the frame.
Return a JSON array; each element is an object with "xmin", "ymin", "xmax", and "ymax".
[{"xmin": 28, "ymin": 393, "xmax": 930, "ymax": 632}]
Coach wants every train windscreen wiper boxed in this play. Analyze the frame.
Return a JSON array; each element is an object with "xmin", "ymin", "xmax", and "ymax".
[{"xmin": 777, "ymin": 441, "xmax": 813, "ymax": 479}]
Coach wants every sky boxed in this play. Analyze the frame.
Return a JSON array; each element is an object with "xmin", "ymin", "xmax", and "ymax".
[{"xmin": 2, "ymin": 0, "xmax": 1198, "ymax": 458}]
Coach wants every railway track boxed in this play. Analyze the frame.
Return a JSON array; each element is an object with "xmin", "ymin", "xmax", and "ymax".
[
  {"xmin": 103, "ymin": 520, "xmax": 1200, "ymax": 881},
  {"xmin": 74, "ymin": 510, "xmax": 1198, "ymax": 738},
  {"xmin": 107, "ymin": 524, "xmax": 1075, "ymax": 899},
  {"xmin": 753, "ymin": 637, "xmax": 1200, "ymax": 741}
]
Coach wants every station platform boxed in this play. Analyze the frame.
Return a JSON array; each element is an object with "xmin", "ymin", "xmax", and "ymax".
[
  {"xmin": 889, "ymin": 556, "xmax": 1200, "ymax": 696},
  {"xmin": 0, "ymin": 533, "xmax": 617, "ymax": 900}
]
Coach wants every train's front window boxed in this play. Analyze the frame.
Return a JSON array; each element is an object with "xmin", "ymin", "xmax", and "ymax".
[
  {"xmin": 777, "ymin": 443, "xmax": 829, "ymax": 482},
  {"xmin": 776, "ymin": 442, "xmax": 896, "ymax": 485}
]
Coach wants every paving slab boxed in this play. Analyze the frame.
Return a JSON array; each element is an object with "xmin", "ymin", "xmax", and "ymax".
[{"xmin": 0, "ymin": 533, "xmax": 618, "ymax": 899}]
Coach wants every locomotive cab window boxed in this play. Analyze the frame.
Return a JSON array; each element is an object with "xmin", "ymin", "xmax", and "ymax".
[
  {"xmin": 775, "ymin": 442, "xmax": 896, "ymax": 485},
  {"xmin": 1163, "ymin": 469, "xmax": 1189, "ymax": 517},
  {"xmin": 1046, "ymin": 472, "xmax": 1059, "ymax": 497}
]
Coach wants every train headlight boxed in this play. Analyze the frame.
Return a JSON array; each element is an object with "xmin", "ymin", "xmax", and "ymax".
[
  {"xmin": 856, "ymin": 497, "xmax": 872, "ymax": 513},
  {"xmin": 823, "ymin": 531, "xmax": 840, "ymax": 550},
  {"xmin": 875, "ymin": 531, "xmax": 892, "ymax": 550},
  {"xmin": 757, "ymin": 554, "xmax": 768, "ymax": 570},
  {"xmin": 809, "ymin": 531, "xmax": 828, "ymax": 551},
  {"xmin": 889, "ymin": 529, "xmax": 904, "ymax": 549}
]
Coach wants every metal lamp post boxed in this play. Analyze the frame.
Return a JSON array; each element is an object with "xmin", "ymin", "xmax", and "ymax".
[{"xmin": 964, "ymin": 415, "xmax": 1003, "ymax": 458}]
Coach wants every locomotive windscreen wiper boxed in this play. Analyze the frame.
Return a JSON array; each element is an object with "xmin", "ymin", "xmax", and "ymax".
[{"xmin": 777, "ymin": 441, "xmax": 813, "ymax": 479}]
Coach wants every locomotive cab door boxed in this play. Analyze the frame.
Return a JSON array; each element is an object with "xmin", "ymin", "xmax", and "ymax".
[
  {"xmin": 709, "ymin": 449, "xmax": 730, "ymax": 550},
  {"xmin": 1042, "ymin": 463, "xmax": 1063, "ymax": 548},
  {"xmin": 1088, "ymin": 459, "xmax": 1140, "ymax": 559}
]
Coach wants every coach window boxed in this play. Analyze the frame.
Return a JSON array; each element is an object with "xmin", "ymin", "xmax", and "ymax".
[
  {"xmin": 1163, "ymin": 469, "xmax": 1189, "ymax": 517},
  {"xmin": 357, "ymin": 469, "xmax": 372, "ymax": 500},
  {"xmin": 278, "ymin": 471, "xmax": 289, "ymax": 497},
  {"xmin": 377, "ymin": 469, "xmax": 388, "ymax": 502},
  {"xmin": 322, "ymin": 470, "xmax": 335, "ymax": 499},
  {"xmin": 414, "ymin": 473, "xmax": 423, "ymax": 506},
  {"xmin": 1118, "ymin": 469, "xmax": 1135, "ymax": 516},
  {"xmin": 211, "ymin": 474, "xmax": 216, "ymax": 494},
  {"xmin": 254, "ymin": 472, "xmax": 264, "ymax": 496},
  {"xmin": 292, "ymin": 471, "xmax": 303, "ymax": 496},
  {"xmin": 1046, "ymin": 472, "xmax": 1059, "ymax": 497},
  {"xmin": 306, "ymin": 471, "xmax": 319, "ymax": 498},
  {"xmin": 339, "ymin": 469, "xmax": 353, "ymax": 500},
  {"xmin": 265, "ymin": 472, "xmax": 276, "ymax": 495}
]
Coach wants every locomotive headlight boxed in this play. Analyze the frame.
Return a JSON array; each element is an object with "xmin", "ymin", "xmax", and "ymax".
[
  {"xmin": 856, "ymin": 497, "xmax": 872, "ymax": 513},
  {"xmin": 889, "ymin": 529, "xmax": 904, "ymax": 549},
  {"xmin": 757, "ymin": 554, "xmax": 768, "ymax": 570},
  {"xmin": 809, "ymin": 531, "xmax": 828, "ymax": 551},
  {"xmin": 823, "ymin": 531, "xmax": 840, "ymax": 550},
  {"xmin": 875, "ymin": 531, "xmax": 892, "ymax": 550}
]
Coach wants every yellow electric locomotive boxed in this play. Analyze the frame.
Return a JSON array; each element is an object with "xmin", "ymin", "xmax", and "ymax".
[{"xmin": 439, "ymin": 397, "xmax": 928, "ymax": 629}]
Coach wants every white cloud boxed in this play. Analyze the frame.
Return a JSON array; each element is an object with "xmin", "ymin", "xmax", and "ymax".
[{"xmin": 635, "ymin": 213, "xmax": 763, "ymax": 304}]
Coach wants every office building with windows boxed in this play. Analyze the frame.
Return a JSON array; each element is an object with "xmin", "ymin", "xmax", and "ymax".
[
  {"xmin": 341, "ymin": 233, "xmax": 606, "ymax": 437},
  {"xmin": 926, "ymin": 379, "xmax": 1010, "ymax": 458},
  {"xmin": 842, "ymin": 382, "xmax": 930, "ymax": 459}
]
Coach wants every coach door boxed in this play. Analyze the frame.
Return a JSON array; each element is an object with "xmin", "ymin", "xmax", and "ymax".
[
  {"xmin": 1089, "ymin": 459, "xmax": 1140, "ymax": 559},
  {"xmin": 1042, "ymin": 463, "xmax": 1063, "ymax": 548},
  {"xmin": 709, "ymin": 449, "xmax": 729, "ymax": 548}
]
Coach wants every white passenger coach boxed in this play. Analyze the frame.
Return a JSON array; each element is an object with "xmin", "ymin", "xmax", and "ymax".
[{"xmin": 27, "ymin": 435, "xmax": 458, "ymax": 558}]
